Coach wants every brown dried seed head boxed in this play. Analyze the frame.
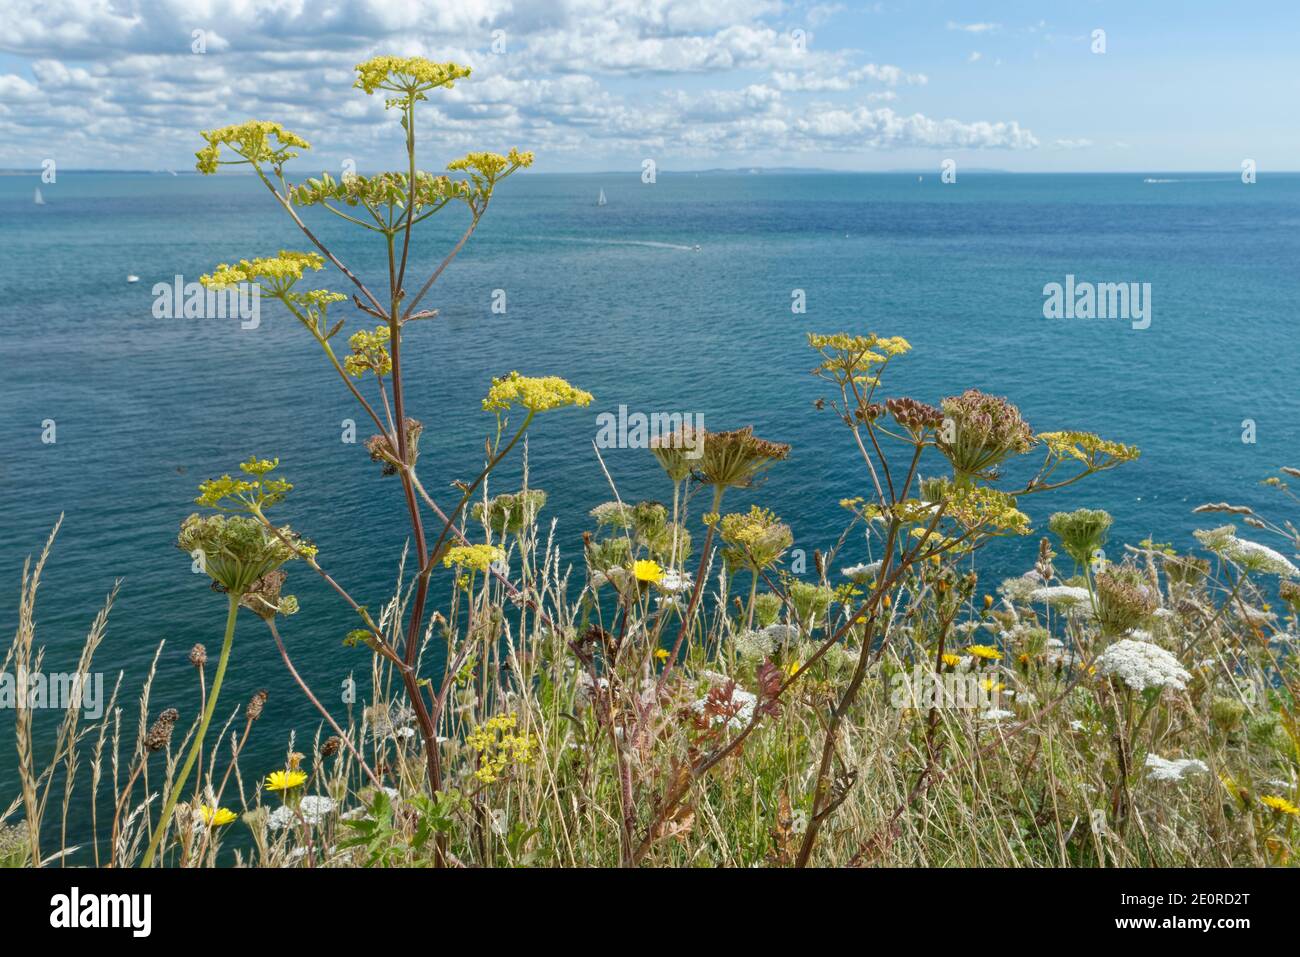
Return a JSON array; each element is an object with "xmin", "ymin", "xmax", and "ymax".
[
  {"xmin": 321, "ymin": 736, "xmax": 341, "ymax": 758},
  {"xmin": 144, "ymin": 708, "xmax": 180, "ymax": 753},
  {"xmin": 189, "ymin": 643, "xmax": 207, "ymax": 668},
  {"xmin": 246, "ymin": 689, "xmax": 269, "ymax": 722}
]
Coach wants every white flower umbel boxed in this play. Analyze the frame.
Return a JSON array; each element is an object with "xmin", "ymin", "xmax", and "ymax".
[
  {"xmin": 841, "ymin": 560, "xmax": 882, "ymax": 584},
  {"xmin": 1029, "ymin": 585, "xmax": 1092, "ymax": 610},
  {"xmin": 1145, "ymin": 754, "xmax": 1209, "ymax": 783},
  {"xmin": 733, "ymin": 628, "xmax": 775, "ymax": 661},
  {"xmin": 692, "ymin": 683, "xmax": 757, "ymax": 730},
  {"xmin": 1095, "ymin": 639, "xmax": 1191, "ymax": 692},
  {"xmin": 1224, "ymin": 538, "xmax": 1299, "ymax": 578}
]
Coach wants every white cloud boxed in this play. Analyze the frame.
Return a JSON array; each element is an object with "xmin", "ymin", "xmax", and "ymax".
[
  {"xmin": 967, "ymin": 51, "xmax": 982, "ymax": 63},
  {"xmin": 0, "ymin": 0, "xmax": 1035, "ymax": 169},
  {"xmin": 947, "ymin": 21, "xmax": 1000, "ymax": 34}
]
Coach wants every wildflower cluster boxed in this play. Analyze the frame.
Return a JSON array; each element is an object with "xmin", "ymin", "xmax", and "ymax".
[
  {"xmin": 344, "ymin": 326, "xmax": 392, "ymax": 378},
  {"xmin": 482, "ymin": 372, "xmax": 594, "ymax": 414},
  {"xmin": 195, "ymin": 120, "xmax": 310, "ymax": 174},
  {"xmin": 442, "ymin": 544, "xmax": 506, "ymax": 574},
  {"xmin": 466, "ymin": 713, "xmax": 538, "ymax": 784}
]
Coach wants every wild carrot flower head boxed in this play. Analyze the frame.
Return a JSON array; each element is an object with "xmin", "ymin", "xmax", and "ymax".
[
  {"xmin": 1095, "ymin": 639, "xmax": 1189, "ymax": 692},
  {"xmin": 1195, "ymin": 525, "xmax": 1299, "ymax": 578},
  {"xmin": 937, "ymin": 389, "xmax": 1034, "ymax": 482},
  {"xmin": 719, "ymin": 506, "xmax": 794, "ymax": 571},
  {"xmin": 694, "ymin": 427, "xmax": 790, "ymax": 491},
  {"xmin": 1049, "ymin": 508, "xmax": 1114, "ymax": 566},
  {"xmin": 1094, "ymin": 565, "xmax": 1157, "ymax": 636},
  {"xmin": 354, "ymin": 55, "xmax": 471, "ymax": 103},
  {"xmin": 264, "ymin": 769, "xmax": 308, "ymax": 792},
  {"xmin": 481, "ymin": 372, "xmax": 593, "ymax": 414},
  {"xmin": 196, "ymin": 121, "xmax": 310, "ymax": 174}
]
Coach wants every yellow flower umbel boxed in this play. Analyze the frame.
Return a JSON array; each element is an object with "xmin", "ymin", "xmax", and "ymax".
[
  {"xmin": 466, "ymin": 713, "xmax": 538, "ymax": 785},
  {"xmin": 442, "ymin": 544, "xmax": 505, "ymax": 574},
  {"xmin": 265, "ymin": 769, "xmax": 308, "ymax": 793},
  {"xmin": 482, "ymin": 372, "xmax": 593, "ymax": 414},
  {"xmin": 354, "ymin": 56, "xmax": 471, "ymax": 102},
  {"xmin": 196, "ymin": 120, "xmax": 311, "ymax": 174},
  {"xmin": 1261, "ymin": 795, "xmax": 1300, "ymax": 816},
  {"xmin": 198, "ymin": 805, "xmax": 238, "ymax": 827}
]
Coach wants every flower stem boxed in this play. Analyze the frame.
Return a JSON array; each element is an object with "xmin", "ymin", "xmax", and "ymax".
[{"xmin": 141, "ymin": 592, "xmax": 239, "ymax": 867}]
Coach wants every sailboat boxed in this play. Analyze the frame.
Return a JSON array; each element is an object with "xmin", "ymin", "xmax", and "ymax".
[
  {"xmin": 597, "ymin": 188, "xmax": 607, "ymax": 207},
  {"xmin": 34, "ymin": 187, "xmax": 45, "ymax": 205}
]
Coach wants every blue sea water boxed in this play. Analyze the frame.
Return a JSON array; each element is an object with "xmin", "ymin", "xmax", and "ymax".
[{"xmin": 1, "ymin": 170, "xmax": 1297, "ymax": 842}]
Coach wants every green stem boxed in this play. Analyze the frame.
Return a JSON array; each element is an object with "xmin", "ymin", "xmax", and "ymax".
[{"xmin": 141, "ymin": 593, "xmax": 239, "ymax": 867}]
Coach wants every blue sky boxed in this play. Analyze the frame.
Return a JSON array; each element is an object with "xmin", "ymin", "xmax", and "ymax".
[{"xmin": 1, "ymin": 0, "xmax": 1296, "ymax": 173}]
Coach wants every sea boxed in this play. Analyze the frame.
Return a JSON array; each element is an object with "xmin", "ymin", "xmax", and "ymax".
[{"xmin": 1, "ymin": 169, "xmax": 1297, "ymax": 850}]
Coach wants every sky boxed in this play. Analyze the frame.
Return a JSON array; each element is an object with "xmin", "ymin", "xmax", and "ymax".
[{"xmin": 0, "ymin": 0, "xmax": 1296, "ymax": 174}]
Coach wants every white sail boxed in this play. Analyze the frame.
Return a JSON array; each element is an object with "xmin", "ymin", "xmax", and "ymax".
[
  {"xmin": 597, "ymin": 188, "xmax": 607, "ymax": 206},
  {"xmin": 34, "ymin": 187, "xmax": 45, "ymax": 205}
]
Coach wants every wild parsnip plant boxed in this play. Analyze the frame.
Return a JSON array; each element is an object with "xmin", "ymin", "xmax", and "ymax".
[{"xmin": 5, "ymin": 56, "xmax": 1300, "ymax": 869}]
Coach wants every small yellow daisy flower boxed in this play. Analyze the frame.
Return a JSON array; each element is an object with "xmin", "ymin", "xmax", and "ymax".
[
  {"xmin": 654, "ymin": 648, "xmax": 669, "ymax": 662},
  {"xmin": 265, "ymin": 769, "xmax": 308, "ymax": 792},
  {"xmin": 198, "ymin": 805, "xmax": 238, "ymax": 826},
  {"xmin": 966, "ymin": 644, "xmax": 1002, "ymax": 661},
  {"xmin": 633, "ymin": 559, "xmax": 664, "ymax": 583},
  {"xmin": 787, "ymin": 661, "xmax": 801, "ymax": 677},
  {"xmin": 941, "ymin": 653, "xmax": 962, "ymax": 668},
  {"xmin": 1261, "ymin": 795, "xmax": 1300, "ymax": 816}
]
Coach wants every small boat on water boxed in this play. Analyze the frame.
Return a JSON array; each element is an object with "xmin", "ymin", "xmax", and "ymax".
[
  {"xmin": 34, "ymin": 187, "xmax": 45, "ymax": 205},
  {"xmin": 597, "ymin": 188, "xmax": 607, "ymax": 207},
  {"xmin": 127, "ymin": 275, "xmax": 140, "ymax": 283}
]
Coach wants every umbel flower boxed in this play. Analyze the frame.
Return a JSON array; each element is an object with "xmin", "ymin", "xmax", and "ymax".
[
  {"xmin": 353, "ymin": 55, "xmax": 472, "ymax": 102},
  {"xmin": 473, "ymin": 489, "xmax": 548, "ymax": 535},
  {"xmin": 195, "ymin": 120, "xmax": 310, "ymax": 174},
  {"xmin": 936, "ymin": 389, "xmax": 1034, "ymax": 483},
  {"xmin": 1095, "ymin": 639, "xmax": 1190, "ymax": 692},
  {"xmin": 719, "ymin": 506, "xmax": 794, "ymax": 573},
  {"xmin": 1049, "ymin": 508, "xmax": 1114, "ymax": 566},
  {"xmin": 1094, "ymin": 565, "xmax": 1157, "ymax": 637},
  {"xmin": 1195, "ymin": 525, "xmax": 1299, "ymax": 578},
  {"xmin": 886, "ymin": 397, "xmax": 944, "ymax": 437},
  {"xmin": 482, "ymin": 372, "xmax": 594, "ymax": 414},
  {"xmin": 649, "ymin": 424, "xmax": 701, "ymax": 483},
  {"xmin": 178, "ymin": 514, "xmax": 305, "ymax": 596},
  {"xmin": 694, "ymin": 427, "xmax": 791, "ymax": 492},
  {"xmin": 442, "ymin": 544, "xmax": 506, "ymax": 573}
]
